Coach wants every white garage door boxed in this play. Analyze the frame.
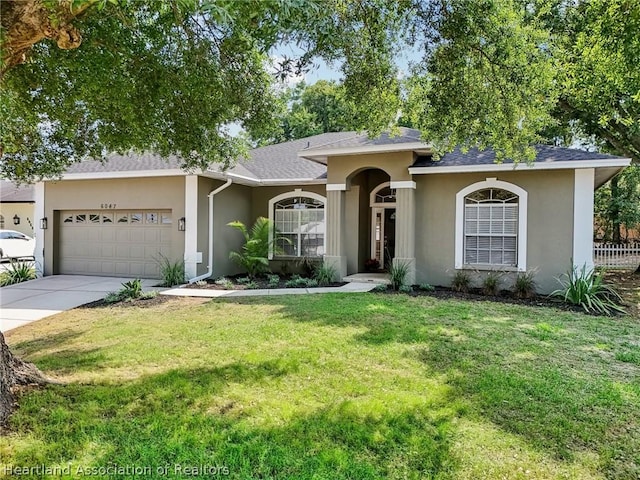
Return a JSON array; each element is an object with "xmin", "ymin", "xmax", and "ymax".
[{"xmin": 58, "ymin": 210, "xmax": 173, "ymax": 278}]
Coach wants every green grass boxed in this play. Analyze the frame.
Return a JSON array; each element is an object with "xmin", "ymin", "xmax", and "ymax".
[{"xmin": 2, "ymin": 294, "xmax": 639, "ymax": 479}]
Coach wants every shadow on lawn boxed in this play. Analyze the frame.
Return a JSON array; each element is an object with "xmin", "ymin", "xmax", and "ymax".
[
  {"xmin": 8, "ymin": 363, "xmax": 457, "ymax": 479},
  {"xmin": 220, "ymin": 294, "xmax": 640, "ymax": 479}
]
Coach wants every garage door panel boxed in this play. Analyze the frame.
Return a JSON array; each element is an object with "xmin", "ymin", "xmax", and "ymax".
[
  {"xmin": 116, "ymin": 230, "xmax": 130, "ymax": 242},
  {"xmin": 130, "ymin": 230, "xmax": 146, "ymax": 242},
  {"xmin": 58, "ymin": 210, "xmax": 172, "ymax": 279},
  {"xmin": 100, "ymin": 263, "xmax": 115, "ymax": 275}
]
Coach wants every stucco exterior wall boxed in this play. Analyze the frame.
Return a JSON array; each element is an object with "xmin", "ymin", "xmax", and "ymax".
[
  {"xmin": 327, "ymin": 152, "xmax": 414, "ymax": 184},
  {"xmin": 208, "ymin": 181, "xmax": 252, "ymax": 278},
  {"xmin": 43, "ymin": 177, "xmax": 186, "ymax": 276},
  {"xmin": 414, "ymin": 170, "xmax": 575, "ymax": 293},
  {"xmin": 0, "ymin": 203, "xmax": 35, "ymax": 236}
]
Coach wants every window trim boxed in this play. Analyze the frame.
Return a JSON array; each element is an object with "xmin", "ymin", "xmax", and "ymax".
[
  {"xmin": 268, "ymin": 189, "xmax": 326, "ymax": 260},
  {"xmin": 455, "ymin": 178, "xmax": 527, "ymax": 271}
]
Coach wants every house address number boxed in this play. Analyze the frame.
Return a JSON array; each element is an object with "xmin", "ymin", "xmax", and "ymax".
[{"xmin": 100, "ymin": 204, "xmax": 117, "ymax": 209}]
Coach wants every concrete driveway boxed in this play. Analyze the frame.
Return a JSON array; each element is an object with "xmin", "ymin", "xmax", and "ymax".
[{"xmin": 0, "ymin": 275, "xmax": 159, "ymax": 333}]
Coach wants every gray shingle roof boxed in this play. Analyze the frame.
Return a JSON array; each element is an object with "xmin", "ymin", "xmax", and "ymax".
[
  {"xmin": 412, "ymin": 145, "xmax": 623, "ymax": 168},
  {"xmin": 0, "ymin": 181, "xmax": 35, "ymax": 202},
  {"xmin": 239, "ymin": 132, "xmax": 354, "ymax": 180},
  {"xmin": 65, "ymin": 153, "xmax": 183, "ymax": 173},
  {"xmin": 62, "ymin": 132, "xmax": 355, "ymax": 181},
  {"xmin": 61, "ymin": 132, "xmax": 626, "ymax": 183},
  {"xmin": 300, "ymin": 127, "xmax": 423, "ymax": 152}
]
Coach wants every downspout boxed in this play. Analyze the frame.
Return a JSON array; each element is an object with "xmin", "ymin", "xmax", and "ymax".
[{"xmin": 188, "ymin": 177, "xmax": 233, "ymax": 283}]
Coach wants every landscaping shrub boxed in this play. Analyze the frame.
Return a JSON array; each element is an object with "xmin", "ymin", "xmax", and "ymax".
[
  {"xmin": 551, "ymin": 265, "xmax": 625, "ymax": 316},
  {"xmin": 228, "ymin": 217, "xmax": 289, "ymax": 278},
  {"xmin": 296, "ymin": 256, "xmax": 320, "ymax": 277},
  {"xmin": 0, "ymin": 260, "xmax": 37, "ymax": 286},
  {"xmin": 482, "ymin": 272, "xmax": 502, "ymax": 296},
  {"xmin": 267, "ymin": 274, "xmax": 280, "ymax": 288},
  {"xmin": 120, "ymin": 279, "xmax": 143, "ymax": 299},
  {"xmin": 418, "ymin": 283, "xmax": 435, "ymax": 292},
  {"xmin": 514, "ymin": 271, "xmax": 537, "ymax": 299},
  {"xmin": 364, "ymin": 258, "xmax": 380, "ymax": 272},
  {"xmin": 399, "ymin": 284, "xmax": 413, "ymax": 293},
  {"xmin": 284, "ymin": 275, "xmax": 317, "ymax": 288},
  {"xmin": 215, "ymin": 277, "xmax": 234, "ymax": 289},
  {"xmin": 314, "ymin": 263, "xmax": 337, "ymax": 286},
  {"xmin": 389, "ymin": 260, "xmax": 410, "ymax": 291},
  {"xmin": 104, "ymin": 279, "xmax": 155, "ymax": 303},
  {"xmin": 156, "ymin": 254, "xmax": 185, "ymax": 287},
  {"xmin": 451, "ymin": 270, "xmax": 472, "ymax": 293}
]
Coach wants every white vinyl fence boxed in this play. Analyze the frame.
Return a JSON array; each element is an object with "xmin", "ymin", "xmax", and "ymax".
[{"xmin": 593, "ymin": 242, "xmax": 640, "ymax": 269}]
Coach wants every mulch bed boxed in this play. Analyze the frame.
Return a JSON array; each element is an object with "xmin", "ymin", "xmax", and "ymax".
[
  {"xmin": 185, "ymin": 274, "xmax": 346, "ymax": 290},
  {"xmin": 78, "ymin": 295, "xmax": 173, "ymax": 309},
  {"xmin": 391, "ymin": 285, "xmax": 586, "ymax": 312}
]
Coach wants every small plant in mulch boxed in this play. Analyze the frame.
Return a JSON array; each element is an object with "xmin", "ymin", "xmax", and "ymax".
[
  {"xmin": 513, "ymin": 271, "xmax": 537, "ymax": 299},
  {"xmin": 0, "ymin": 260, "xmax": 37, "ymax": 286},
  {"xmin": 451, "ymin": 270, "xmax": 472, "ymax": 293},
  {"xmin": 314, "ymin": 262, "xmax": 338, "ymax": 286},
  {"xmin": 267, "ymin": 274, "xmax": 280, "ymax": 288},
  {"xmin": 102, "ymin": 279, "xmax": 159, "ymax": 306},
  {"xmin": 364, "ymin": 258, "xmax": 381, "ymax": 272},
  {"xmin": 481, "ymin": 271, "xmax": 502, "ymax": 296},
  {"xmin": 389, "ymin": 261, "xmax": 410, "ymax": 291},
  {"xmin": 551, "ymin": 265, "xmax": 626, "ymax": 316}
]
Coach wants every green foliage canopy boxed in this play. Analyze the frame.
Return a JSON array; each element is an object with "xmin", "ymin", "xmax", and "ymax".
[{"xmin": 1, "ymin": 0, "xmax": 638, "ymax": 183}]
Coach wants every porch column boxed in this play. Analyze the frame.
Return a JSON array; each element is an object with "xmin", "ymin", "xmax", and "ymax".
[
  {"xmin": 325, "ymin": 184, "xmax": 347, "ymax": 280},
  {"xmin": 392, "ymin": 181, "xmax": 416, "ymax": 285}
]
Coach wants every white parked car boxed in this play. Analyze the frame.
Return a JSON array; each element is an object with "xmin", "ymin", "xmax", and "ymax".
[{"xmin": 0, "ymin": 230, "xmax": 35, "ymax": 261}]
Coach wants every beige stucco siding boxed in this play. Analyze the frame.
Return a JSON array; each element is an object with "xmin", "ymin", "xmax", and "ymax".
[
  {"xmin": 327, "ymin": 152, "xmax": 414, "ymax": 184},
  {"xmin": 44, "ymin": 177, "xmax": 186, "ymax": 276},
  {"xmin": 208, "ymin": 181, "xmax": 252, "ymax": 278},
  {"xmin": 0, "ymin": 203, "xmax": 35, "ymax": 236},
  {"xmin": 415, "ymin": 170, "xmax": 575, "ymax": 293}
]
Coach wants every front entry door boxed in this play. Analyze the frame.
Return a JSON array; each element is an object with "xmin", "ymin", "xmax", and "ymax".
[{"xmin": 371, "ymin": 207, "xmax": 396, "ymax": 269}]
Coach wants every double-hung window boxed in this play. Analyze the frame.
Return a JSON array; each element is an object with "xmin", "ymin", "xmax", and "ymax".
[
  {"xmin": 464, "ymin": 188, "xmax": 518, "ymax": 266},
  {"xmin": 455, "ymin": 179, "xmax": 527, "ymax": 271},
  {"xmin": 271, "ymin": 193, "xmax": 325, "ymax": 258}
]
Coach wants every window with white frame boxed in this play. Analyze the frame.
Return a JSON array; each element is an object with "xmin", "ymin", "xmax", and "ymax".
[
  {"xmin": 270, "ymin": 192, "xmax": 325, "ymax": 258},
  {"xmin": 464, "ymin": 188, "xmax": 518, "ymax": 266},
  {"xmin": 455, "ymin": 179, "xmax": 528, "ymax": 271}
]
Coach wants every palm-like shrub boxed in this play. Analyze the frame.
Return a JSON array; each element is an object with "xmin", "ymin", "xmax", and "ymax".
[
  {"xmin": 228, "ymin": 217, "xmax": 288, "ymax": 278},
  {"xmin": 551, "ymin": 265, "xmax": 625, "ymax": 316},
  {"xmin": 0, "ymin": 260, "xmax": 37, "ymax": 286}
]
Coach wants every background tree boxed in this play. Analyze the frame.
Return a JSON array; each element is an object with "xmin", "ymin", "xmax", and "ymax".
[
  {"xmin": 252, "ymin": 80, "xmax": 360, "ymax": 145},
  {"xmin": 594, "ymin": 165, "xmax": 640, "ymax": 243}
]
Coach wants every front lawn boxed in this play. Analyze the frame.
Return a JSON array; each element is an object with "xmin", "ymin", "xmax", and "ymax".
[{"xmin": 2, "ymin": 294, "xmax": 639, "ymax": 479}]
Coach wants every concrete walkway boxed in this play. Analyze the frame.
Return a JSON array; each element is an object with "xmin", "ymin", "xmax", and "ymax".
[
  {"xmin": 160, "ymin": 282, "xmax": 379, "ymax": 298},
  {"xmin": 0, "ymin": 275, "xmax": 158, "ymax": 333}
]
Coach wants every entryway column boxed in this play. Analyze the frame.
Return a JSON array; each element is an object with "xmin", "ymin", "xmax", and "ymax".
[
  {"xmin": 392, "ymin": 181, "xmax": 416, "ymax": 284},
  {"xmin": 325, "ymin": 184, "xmax": 347, "ymax": 280}
]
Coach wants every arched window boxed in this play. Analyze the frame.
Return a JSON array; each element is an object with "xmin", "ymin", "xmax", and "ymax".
[
  {"xmin": 268, "ymin": 190, "xmax": 326, "ymax": 258},
  {"xmin": 455, "ymin": 179, "xmax": 527, "ymax": 270}
]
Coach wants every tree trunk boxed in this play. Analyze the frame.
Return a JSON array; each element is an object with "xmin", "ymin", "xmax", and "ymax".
[
  {"xmin": 0, "ymin": 0, "xmax": 90, "ymax": 79},
  {"xmin": 610, "ymin": 175, "xmax": 622, "ymax": 244},
  {"xmin": 0, "ymin": 331, "xmax": 52, "ymax": 426}
]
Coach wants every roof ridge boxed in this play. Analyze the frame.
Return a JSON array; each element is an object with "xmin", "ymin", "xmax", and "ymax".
[{"xmin": 298, "ymin": 131, "xmax": 362, "ymax": 150}]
